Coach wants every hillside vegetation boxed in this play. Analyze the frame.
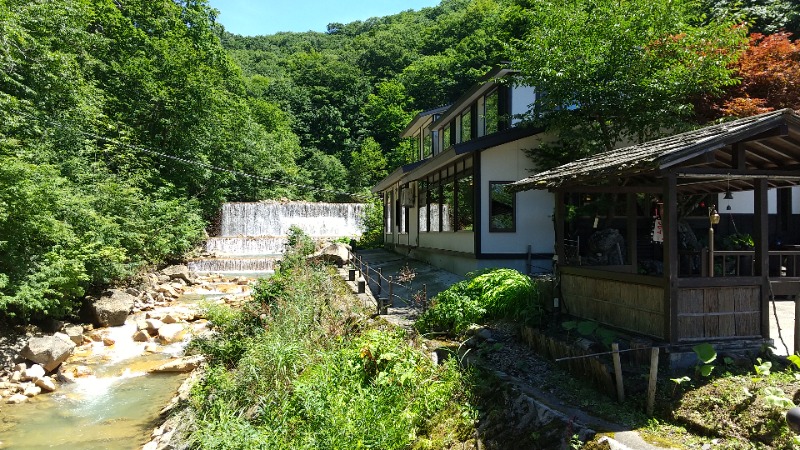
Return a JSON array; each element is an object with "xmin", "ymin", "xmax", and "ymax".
[{"xmin": 1, "ymin": 0, "xmax": 798, "ymax": 324}]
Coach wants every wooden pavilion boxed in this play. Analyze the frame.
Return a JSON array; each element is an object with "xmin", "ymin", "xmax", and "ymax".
[{"xmin": 511, "ymin": 109, "xmax": 800, "ymax": 345}]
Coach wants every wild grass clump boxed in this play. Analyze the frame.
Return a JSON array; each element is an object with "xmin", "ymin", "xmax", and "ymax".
[
  {"xmin": 186, "ymin": 234, "xmax": 475, "ymax": 448},
  {"xmin": 415, "ymin": 268, "xmax": 543, "ymax": 335}
]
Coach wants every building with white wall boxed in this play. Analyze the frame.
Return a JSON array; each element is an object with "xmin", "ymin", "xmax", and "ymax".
[{"xmin": 372, "ymin": 67, "xmax": 556, "ymax": 275}]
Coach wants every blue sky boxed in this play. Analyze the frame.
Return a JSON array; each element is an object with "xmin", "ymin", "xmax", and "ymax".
[{"xmin": 208, "ymin": 0, "xmax": 442, "ymax": 36}]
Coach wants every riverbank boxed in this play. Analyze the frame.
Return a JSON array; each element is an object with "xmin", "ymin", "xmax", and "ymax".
[{"xmin": 0, "ymin": 265, "xmax": 258, "ymax": 449}]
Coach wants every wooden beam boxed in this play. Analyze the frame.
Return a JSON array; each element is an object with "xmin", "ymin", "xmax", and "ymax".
[
  {"xmin": 664, "ymin": 174, "xmax": 679, "ymax": 343},
  {"xmin": 740, "ymin": 124, "xmax": 789, "ymax": 143},
  {"xmin": 554, "ymin": 190, "xmax": 566, "ymax": 265},
  {"xmin": 627, "ymin": 193, "xmax": 638, "ymax": 269},
  {"xmin": 732, "ymin": 143, "xmax": 746, "ymax": 170},
  {"xmin": 754, "ymin": 178, "xmax": 770, "ymax": 340},
  {"xmin": 677, "ymin": 168, "xmax": 800, "ymax": 179},
  {"xmin": 552, "ymin": 185, "xmax": 663, "ymax": 194}
]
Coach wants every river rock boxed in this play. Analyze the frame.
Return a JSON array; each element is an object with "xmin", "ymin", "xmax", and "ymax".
[
  {"xmin": 146, "ymin": 318, "xmax": 164, "ymax": 333},
  {"xmin": 73, "ymin": 365, "xmax": 94, "ymax": 378},
  {"xmin": 161, "ymin": 314, "xmax": 178, "ymax": 325},
  {"xmin": 13, "ymin": 363, "xmax": 26, "ymax": 373},
  {"xmin": 62, "ymin": 324, "xmax": 85, "ymax": 345},
  {"xmin": 22, "ymin": 364, "xmax": 46, "ymax": 381},
  {"xmin": 157, "ymin": 284, "xmax": 179, "ymax": 298},
  {"xmin": 102, "ymin": 337, "xmax": 116, "ymax": 347},
  {"xmin": 157, "ymin": 324, "xmax": 186, "ymax": 344},
  {"xmin": 310, "ymin": 243, "xmax": 350, "ymax": 267},
  {"xmin": 161, "ymin": 265, "xmax": 195, "ymax": 284},
  {"xmin": 150, "ymin": 355, "xmax": 204, "ymax": 373},
  {"xmin": 92, "ymin": 289, "xmax": 135, "ymax": 327},
  {"xmin": 10, "ymin": 371, "xmax": 21, "ymax": 383},
  {"xmin": 133, "ymin": 330, "xmax": 151, "ymax": 342},
  {"xmin": 23, "ymin": 384, "xmax": 41, "ymax": 397},
  {"xmin": 7, "ymin": 393, "xmax": 27, "ymax": 404},
  {"xmin": 35, "ymin": 377, "xmax": 56, "ymax": 392},
  {"xmin": 20, "ymin": 336, "xmax": 76, "ymax": 372}
]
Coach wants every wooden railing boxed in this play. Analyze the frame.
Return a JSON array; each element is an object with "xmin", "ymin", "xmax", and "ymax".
[
  {"xmin": 679, "ymin": 249, "xmax": 800, "ymax": 278},
  {"xmin": 346, "ymin": 250, "xmax": 428, "ymax": 315}
]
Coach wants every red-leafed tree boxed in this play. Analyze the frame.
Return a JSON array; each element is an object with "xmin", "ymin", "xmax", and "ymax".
[{"xmin": 704, "ymin": 32, "xmax": 800, "ymax": 118}]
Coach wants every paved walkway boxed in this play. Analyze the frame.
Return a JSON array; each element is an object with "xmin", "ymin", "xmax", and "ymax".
[{"xmin": 770, "ymin": 299, "xmax": 796, "ymax": 356}]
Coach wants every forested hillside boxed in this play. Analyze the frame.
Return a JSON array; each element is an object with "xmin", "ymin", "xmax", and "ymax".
[{"xmin": 1, "ymin": 0, "xmax": 797, "ymax": 324}]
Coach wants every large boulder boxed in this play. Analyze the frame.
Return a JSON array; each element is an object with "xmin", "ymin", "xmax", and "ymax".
[
  {"xmin": 310, "ymin": 243, "xmax": 351, "ymax": 267},
  {"xmin": 157, "ymin": 323, "xmax": 187, "ymax": 344},
  {"xmin": 161, "ymin": 265, "xmax": 195, "ymax": 284},
  {"xmin": 150, "ymin": 355, "xmax": 204, "ymax": 373},
  {"xmin": 92, "ymin": 289, "xmax": 135, "ymax": 327},
  {"xmin": 20, "ymin": 336, "xmax": 76, "ymax": 373}
]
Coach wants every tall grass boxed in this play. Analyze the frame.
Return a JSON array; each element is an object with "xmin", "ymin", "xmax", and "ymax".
[{"xmin": 185, "ymin": 237, "xmax": 475, "ymax": 449}]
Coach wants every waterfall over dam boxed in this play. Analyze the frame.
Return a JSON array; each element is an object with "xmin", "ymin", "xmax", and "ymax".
[{"xmin": 189, "ymin": 202, "xmax": 365, "ymax": 274}]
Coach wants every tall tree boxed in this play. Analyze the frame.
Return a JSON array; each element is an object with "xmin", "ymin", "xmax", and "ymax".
[
  {"xmin": 506, "ymin": 0, "xmax": 747, "ymax": 167},
  {"xmin": 702, "ymin": 32, "xmax": 800, "ymax": 118}
]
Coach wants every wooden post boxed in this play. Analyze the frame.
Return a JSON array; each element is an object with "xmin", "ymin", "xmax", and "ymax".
[
  {"xmin": 647, "ymin": 347, "xmax": 660, "ymax": 415},
  {"xmin": 376, "ymin": 268, "xmax": 382, "ymax": 296},
  {"xmin": 664, "ymin": 173, "xmax": 679, "ymax": 343},
  {"xmin": 554, "ymin": 190, "xmax": 566, "ymax": 264},
  {"xmin": 626, "ymin": 192, "xmax": 637, "ymax": 269},
  {"xmin": 755, "ymin": 178, "xmax": 770, "ymax": 340},
  {"xmin": 795, "ymin": 296, "xmax": 800, "ymax": 355},
  {"xmin": 612, "ymin": 342, "xmax": 625, "ymax": 403},
  {"xmin": 423, "ymin": 284, "xmax": 428, "ymax": 312},
  {"xmin": 388, "ymin": 276, "xmax": 394, "ymax": 308}
]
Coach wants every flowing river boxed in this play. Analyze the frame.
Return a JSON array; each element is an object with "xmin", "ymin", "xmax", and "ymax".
[
  {"xmin": 0, "ymin": 201, "xmax": 364, "ymax": 449},
  {"xmin": 0, "ymin": 281, "xmax": 251, "ymax": 450}
]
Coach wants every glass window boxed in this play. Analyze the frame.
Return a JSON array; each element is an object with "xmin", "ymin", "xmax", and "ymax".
[
  {"xmin": 423, "ymin": 132, "xmax": 433, "ymax": 158},
  {"xmin": 442, "ymin": 180, "xmax": 454, "ymax": 232},
  {"xmin": 442, "ymin": 125, "xmax": 451, "ymax": 150},
  {"xmin": 385, "ymin": 192, "xmax": 393, "ymax": 233},
  {"xmin": 489, "ymin": 182, "xmax": 516, "ymax": 232},
  {"xmin": 429, "ymin": 183, "xmax": 441, "ymax": 232},
  {"xmin": 418, "ymin": 182, "xmax": 428, "ymax": 233},
  {"xmin": 484, "ymin": 90, "xmax": 499, "ymax": 135},
  {"xmin": 460, "ymin": 109, "xmax": 472, "ymax": 143},
  {"xmin": 456, "ymin": 173, "xmax": 474, "ymax": 231}
]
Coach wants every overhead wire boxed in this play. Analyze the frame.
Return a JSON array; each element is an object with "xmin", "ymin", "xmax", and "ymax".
[{"xmin": 10, "ymin": 109, "xmax": 376, "ymax": 201}]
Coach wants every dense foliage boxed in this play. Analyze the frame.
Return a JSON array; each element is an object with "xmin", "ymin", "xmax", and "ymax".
[
  {"xmin": 3, "ymin": 0, "xmax": 797, "ymax": 322},
  {"xmin": 187, "ymin": 246, "xmax": 475, "ymax": 449},
  {"xmin": 699, "ymin": 32, "xmax": 800, "ymax": 118},
  {"xmin": 416, "ymin": 268, "xmax": 543, "ymax": 334},
  {"xmin": 507, "ymin": 0, "xmax": 747, "ymax": 167}
]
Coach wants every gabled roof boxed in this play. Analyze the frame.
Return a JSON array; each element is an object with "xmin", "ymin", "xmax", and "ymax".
[
  {"xmin": 400, "ymin": 105, "xmax": 450, "ymax": 138},
  {"xmin": 510, "ymin": 109, "xmax": 800, "ymax": 192},
  {"xmin": 372, "ymin": 124, "xmax": 545, "ymax": 193},
  {"xmin": 429, "ymin": 66, "xmax": 516, "ymax": 130}
]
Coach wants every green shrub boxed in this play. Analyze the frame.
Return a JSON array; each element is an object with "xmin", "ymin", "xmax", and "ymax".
[{"xmin": 416, "ymin": 268, "xmax": 542, "ymax": 335}]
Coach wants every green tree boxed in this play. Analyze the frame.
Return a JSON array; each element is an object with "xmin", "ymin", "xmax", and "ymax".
[
  {"xmin": 349, "ymin": 137, "xmax": 388, "ymax": 190},
  {"xmin": 507, "ymin": 0, "xmax": 748, "ymax": 167}
]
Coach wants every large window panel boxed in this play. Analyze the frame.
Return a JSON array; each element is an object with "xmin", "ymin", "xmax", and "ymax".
[
  {"xmin": 418, "ymin": 182, "xmax": 428, "ymax": 232},
  {"xmin": 428, "ymin": 182, "xmax": 441, "ymax": 232},
  {"xmin": 484, "ymin": 90, "xmax": 499, "ymax": 135},
  {"xmin": 442, "ymin": 180, "xmax": 454, "ymax": 232},
  {"xmin": 423, "ymin": 132, "xmax": 433, "ymax": 159},
  {"xmin": 385, "ymin": 192, "xmax": 393, "ymax": 233},
  {"xmin": 460, "ymin": 109, "xmax": 472, "ymax": 143},
  {"xmin": 489, "ymin": 182, "xmax": 516, "ymax": 232},
  {"xmin": 456, "ymin": 174, "xmax": 474, "ymax": 231}
]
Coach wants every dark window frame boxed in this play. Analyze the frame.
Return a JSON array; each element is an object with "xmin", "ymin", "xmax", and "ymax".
[{"xmin": 489, "ymin": 181, "xmax": 516, "ymax": 233}]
